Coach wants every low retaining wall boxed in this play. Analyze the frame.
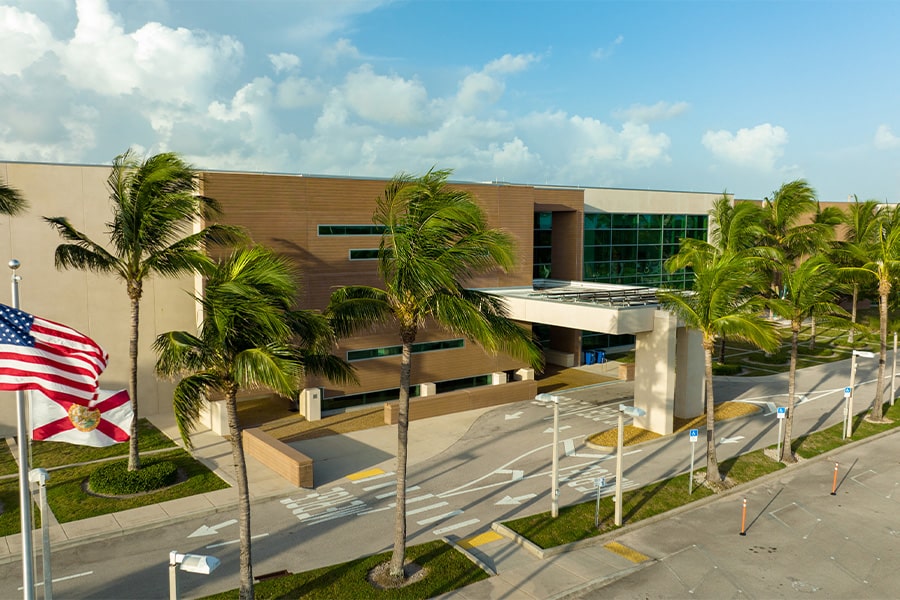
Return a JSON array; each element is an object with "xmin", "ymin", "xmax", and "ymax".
[
  {"xmin": 243, "ymin": 427, "xmax": 314, "ymax": 488},
  {"xmin": 383, "ymin": 379, "xmax": 538, "ymax": 425}
]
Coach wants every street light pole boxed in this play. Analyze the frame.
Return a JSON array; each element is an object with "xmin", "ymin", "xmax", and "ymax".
[
  {"xmin": 845, "ymin": 349, "xmax": 875, "ymax": 438},
  {"xmin": 614, "ymin": 404, "xmax": 646, "ymax": 527},
  {"xmin": 169, "ymin": 551, "xmax": 220, "ymax": 600},
  {"xmin": 550, "ymin": 394, "xmax": 559, "ymax": 518}
]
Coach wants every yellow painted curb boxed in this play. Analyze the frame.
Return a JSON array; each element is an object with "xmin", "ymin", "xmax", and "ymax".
[
  {"xmin": 346, "ymin": 468, "xmax": 386, "ymax": 481},
  {"xmin": 458, "ymin": 531, "xmax": 504, "ymax": 550},
  {"xmin": 604, "ymin": 541, "xmax": 650, "ymax": 563}
]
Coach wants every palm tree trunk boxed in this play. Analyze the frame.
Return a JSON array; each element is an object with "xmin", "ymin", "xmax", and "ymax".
[
  {"xmin": 703, "ymin": 339, "xmax": 719, "ymax": 482},
  {"xmin": 227, "ymin": 388, "xmax": 254, "ymax": 600},
  {"xmin": 848, "ymin": 283, "xmax": 858, "ymax": 344},
  {"xmin": 389, "ymin": 332, "xmax": 415, "ymax": 581},
  {"xmin": 782, "ymin": 325, "xmax": 799, "ymax": 463},
  {"xmin": 872, "ymin": 284, "xmax": 889, "ymax": 421},
  {"xmin": 808, "ymin": 316, "xmax": 816, "ymax": 351},
  {"xmin": 127, "ymin": 289, "xmax": 141, "ymax": 471},
  {"xmin": 718, "ymin": 337, "xmax": 726, "ymax": 364}
]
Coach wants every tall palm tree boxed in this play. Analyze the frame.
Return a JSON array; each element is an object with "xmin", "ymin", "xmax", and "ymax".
[
  {"xmin": 0, "ymin": 177, "xmax": 28, "ymax": 216},
  {"xmin": 44, "ymin": 149, "xmax": 245, "ymax": 470},
  {"xmin": 843, "ymin": 204, "xmax": 900, "ymax": 424},
  {"xmin": 769, "ymin": 256, "xmax": 847, "ymax": 462},
  {"xmin": 155, "ymin": 245, "xmax": 355, "ymax": 600},
  {"xmin": 837, "ymin": 197, "xmax": 882, "ymax": 344},
  {"xmin": 805, "ymin": 201, "xmax": 843, "ymax": 350},
  {"xmin": 759, "ymin": 180, "xmax": 833, "ymax": 304},
  {"xmin": 327, "ymin": 169, "xmax": 543, "ymax": 582},
  {"xmin": 660, "ymin": 245, "xmax": 778, "ymax": 482},
  {"xmin": 703, "ymin": 195, "xmax": 765, "ymax": 362}
]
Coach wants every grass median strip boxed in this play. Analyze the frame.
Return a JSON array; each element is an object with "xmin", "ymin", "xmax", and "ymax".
[{"xmin": 202, "ymin": 540, "xmax": 489, "ymax": 600}]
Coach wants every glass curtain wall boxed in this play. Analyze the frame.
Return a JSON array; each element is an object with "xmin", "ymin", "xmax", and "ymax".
[{"xmin": 583, "ymin": 212, "xmax": 708, "ymax": 289}]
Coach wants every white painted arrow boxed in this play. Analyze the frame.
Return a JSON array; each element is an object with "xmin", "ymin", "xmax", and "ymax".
[
  {"xmin": 189, "ymin": 519, "xmax": 237, "ymax": 538},
  {"xmin": 496, "ymin": 493, "xmax": 537, "ymax": 506},
  {"xmin": 505, "ymin": 411, "xmax": 523, "ymax": 420},
  {"xmin": 495, "ymin": 468, "xmax": 524, "ymax": 481},
  {"xmin": 720, "ymin": 436, "xmax": 745, "ymax": 444},
  {"xmin": 543, "ymin": 425, "xmax": 572, "ymax": 434}
]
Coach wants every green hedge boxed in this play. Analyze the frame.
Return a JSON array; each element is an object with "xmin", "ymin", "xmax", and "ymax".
[
  {"xmin": 712, "ymin": 362, "xmax": 742, "ymax": 375},
  {"xmin": 88, "ymin": 459, "xmax": 178, "ymax": 495}
]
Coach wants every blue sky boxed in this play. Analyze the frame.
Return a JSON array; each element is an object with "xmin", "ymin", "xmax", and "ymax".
[{"xmin": 1, "ymin": 0, "xmax": 898, "ymax": 201}]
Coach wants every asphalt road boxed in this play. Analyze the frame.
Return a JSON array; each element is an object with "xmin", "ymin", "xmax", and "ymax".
[{"xmin": 0, "ymin": 355, "xmax": 891, "ymax": 598}]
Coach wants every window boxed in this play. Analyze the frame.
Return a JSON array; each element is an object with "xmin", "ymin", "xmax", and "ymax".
[
  {"xmin": 347, "ymin": 338, "xmax": 465, "ymax": 362},
  {"xmin": 349, "ymin": 249, "xmax": 379, "ymax": 260},
  {"xmin": 318, "ymin": 224, "xmax": 386, "ymax": 236}
]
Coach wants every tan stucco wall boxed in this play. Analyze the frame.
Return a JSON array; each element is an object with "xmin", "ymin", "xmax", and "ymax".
[
  {"xmin": 0, "ymin": 161, "xmax": 198, "ymax": 436},
  {"xmin": 583, "ymin": 187, "xmax": 725, "ymax": 214}
]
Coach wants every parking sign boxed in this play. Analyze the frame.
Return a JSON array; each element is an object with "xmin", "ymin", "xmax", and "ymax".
[
  {"xmin": 689, "ymin": 428, "xmax": 698, "ymax": 442},
  {"xmin": 777, "ymin": 406, "xmax": 787, "ymax": 419}
]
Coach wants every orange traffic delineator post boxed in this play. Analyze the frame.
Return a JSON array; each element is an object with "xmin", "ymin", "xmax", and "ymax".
[
  {"xmin": 830, "ymin": 462, "xmax": 839, "ymax": 495},
  {"xmin": 739, "ymin": 497, "xmax": 747, "ymax": 536}
]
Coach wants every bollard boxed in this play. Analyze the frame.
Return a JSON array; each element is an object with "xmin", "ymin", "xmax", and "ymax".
[
  {"xmin": 739, "ymin": 498, "xmax": 747, "ymax": 536},
  {"xmin": 830, "ymin": 462, "xmax": 839, "ymax": 496}
]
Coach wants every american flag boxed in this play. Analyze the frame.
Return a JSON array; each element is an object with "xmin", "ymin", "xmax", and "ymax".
[{"xmin": 0, "ymin": 303, "xmax": 108, "ymax": 406}]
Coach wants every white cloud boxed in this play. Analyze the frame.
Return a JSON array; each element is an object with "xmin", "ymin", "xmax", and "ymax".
[
  {"xmin": 341, "ymin": 65, "xmax": 429, "ymax": 126},
  {"xmin": 0, "ymin": 6, "xmax": 58, "ymax": 75},
  {"xmin": 615, "ymin": 101, "xmax": 690, "ymax": 123},
  {"xmin": 484, "ymin": 53, "xmax": 539, "ymax": 75},
  {"xmin": 322, "ymin": 38, "xmax": 362, "ymax": 65},
  {"xmin": 269, "ymin": 52, "xmax": 300, "ymax": 73},
  {"xmin": 591, "ymin": 35, "xmax": 623, "ymax": 60},
  {"xmin": 454, "ymin": 53, "xmax": 538, "ymax": 115},
  {"xmin": 702, "ymin": 124, "xmax": 788, "ymax": 170},
  {"xmin": 874, "ymin": 124, "xmax": 900, "ymax": 150}
]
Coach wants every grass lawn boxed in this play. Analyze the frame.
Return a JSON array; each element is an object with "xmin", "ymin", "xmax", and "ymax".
[
  {"xmin": 202, "ymin": 540, "xmax": 488, "ymax": 600},
  {"xmin": 0, "ymin": 419, "xmax": 229, "ymax": 536}
]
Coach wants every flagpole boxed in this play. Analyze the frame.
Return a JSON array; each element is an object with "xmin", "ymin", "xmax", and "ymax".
[{"xmin": 10, "ymin": 259, "xmax": 35, "ymax": 600}]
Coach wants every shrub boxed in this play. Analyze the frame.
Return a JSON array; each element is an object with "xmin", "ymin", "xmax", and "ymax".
[
  {"xmin": 712, "ymin": 362, "xmax": 742, "ymax": 375},
  {"xmin": 88, "ymin": 459, "xmax": 179, "ymax": 495}
]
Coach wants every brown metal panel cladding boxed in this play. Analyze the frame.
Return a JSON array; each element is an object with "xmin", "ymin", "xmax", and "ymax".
[
  {"xmin": 200, "ymin": 171, "xmax": 539, "ymax": 398},
  {"xmin": 533, "ymin": 187, "xmax": 584, "ymax": 281}
]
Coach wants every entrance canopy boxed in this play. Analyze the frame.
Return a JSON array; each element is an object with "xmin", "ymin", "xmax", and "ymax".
[{"xmin": 479, "ymin": 279, "xmax": 661, "ymax": 335}]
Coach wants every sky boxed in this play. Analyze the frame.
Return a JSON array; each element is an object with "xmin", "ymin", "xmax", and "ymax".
[{"xmin": 1, "ymin": 0, "xmax": 899, "ymax": 202}]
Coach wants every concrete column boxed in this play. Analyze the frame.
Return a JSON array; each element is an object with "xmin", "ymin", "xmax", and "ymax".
[
  {"xmin": 491, "ymin": 372, "xmax": 507, "ymax": 385},
  {"xmin": 300, "ymin": 387, "xmax": 322, "ymax": 421},
  {"xmin": 514, "ymin": 368, "xmax": 535, "ymax": 381},
  {"xmin": 200, "ymin": 399, "xmax": 229, "ymax": 436},
  {"xmin": 632, "ymin": 310, "xmax": 677, "ymax": 435},
  {"xmin": 674, "ymin": 327, "xmax": 705, "ymax": 419}
]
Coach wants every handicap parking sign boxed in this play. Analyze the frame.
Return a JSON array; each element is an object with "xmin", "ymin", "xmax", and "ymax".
[
  {"xmin": 689, "ymin": 428, "xmax": 698, "ymax": 442},
  {"xmin": 777, "ymin": 406, "xmax": 787, "ymax": 419},
  {"xmin": 844, "ymin": 386, "xmax": 852, "ymax": 397}
]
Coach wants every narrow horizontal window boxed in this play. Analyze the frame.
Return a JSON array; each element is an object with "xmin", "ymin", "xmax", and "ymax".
[
  {"xmin": 318, "ymin": 224, "xmax": 386, "ymax": 236},
  {"xmin": 348, "ymin": 338, "xmax": 465, "ymax": 362},
  {"xmin": 349, "ymin": 249, "xmax": 379, "ymax": 260}
]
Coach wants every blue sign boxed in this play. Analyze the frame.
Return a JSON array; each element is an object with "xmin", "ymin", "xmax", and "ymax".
[
  {"xmin": 777, "ymin": 406, "xmax": 787, "ymax": 419},
  {"xmin": 844, "ymin": 386, "xmax": 852, "ymax": 396},
  {"xmin": 689, "ymin": 428, "xmax": 699, "ymax": 442}
]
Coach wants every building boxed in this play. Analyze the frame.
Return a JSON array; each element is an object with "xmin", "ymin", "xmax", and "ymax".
[{"xmin": 0, "ymin": 160, "xmax": 723, "ymax": 436}]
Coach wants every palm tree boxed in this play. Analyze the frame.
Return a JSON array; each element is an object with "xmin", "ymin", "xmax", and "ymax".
[
  {"xmin": 805, "ymin": 202, "xmax": 843, "ymax": 350},
  {"xmin": 660, "ymin": 245, "xmax": 778, "ymax": 482},
  {"xmin": 769, "ymin": 256, "xmax": 847, "ymax": 462},
  {"xmin": 44, "ymin": 149, "xmax": 245, "ymax": 470},
  {"xmin": 843, "ymin": 204, "xmax": 900, "ymax": 424},
  {"xmin": 704, "ymin": 195, "xmax": 765, "ymax": 362},
  {"xmin": 759, "ymin": 180, "xmax": 833, "ymax": 305},
  {"xmin": 327, "ymin": 169, "xmax": 543, "ymax": 583},
  {"xmin": 0, "ymin": 177, "xmax": 28, "ymax": 216},
  {"xmin": 837, "ymin": 197, "xmax": 882, "ymax": 344},
  {"xmin": 155, "ymin": 245, "xmax": 355, "ymax": 600}
]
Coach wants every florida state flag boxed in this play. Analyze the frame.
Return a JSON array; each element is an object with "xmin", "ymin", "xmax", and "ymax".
[{"xmin": 31, "ymin": 388, "xmax": 132, "ymax": 447}]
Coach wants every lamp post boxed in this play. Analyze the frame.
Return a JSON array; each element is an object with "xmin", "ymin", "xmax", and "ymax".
[
  {"xmin": 537, "ymin": 393, "xmax": 561, "ymax": 518},
  {"xmin": 169, "ymin": 551, "xmax": 220, "ymax": 600},
  {"xmin": 844, "ymin": 349, "xmax": 876, "ymax": 438},
  {"xmin": 28, "ymin": 469, "xmax": 51, "ymax": 600},
  {"xmin": 615, "ymin": 403, "xmax": 646, "ymax": 526}
]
